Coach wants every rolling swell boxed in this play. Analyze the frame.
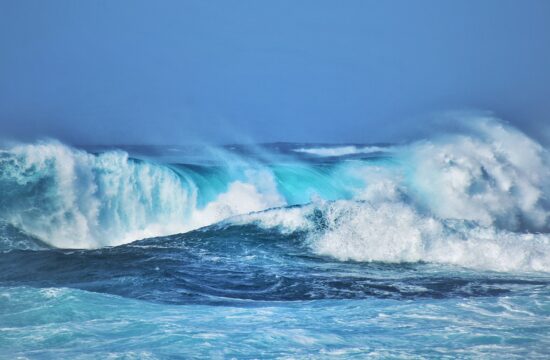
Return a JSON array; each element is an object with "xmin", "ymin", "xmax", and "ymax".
[{"xmin": 1, "ymin": 224, "xmax": 548, "ymax": 304}]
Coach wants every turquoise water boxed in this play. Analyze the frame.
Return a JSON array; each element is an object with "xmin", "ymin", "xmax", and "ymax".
[{"xmin": 2, "ymin": 284, "xmax": 549, "ymax": 359}]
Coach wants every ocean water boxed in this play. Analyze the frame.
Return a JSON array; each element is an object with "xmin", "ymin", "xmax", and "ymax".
[{"xmin": 0, "ymin": 117, "xmax": 549, "ymax": 359}]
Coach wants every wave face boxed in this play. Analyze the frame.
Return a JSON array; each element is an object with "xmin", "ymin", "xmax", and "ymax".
[
  {"xmin": 0, "ymin": 142, "xmax": 284, "ymax": 248},
  {"xmin": 0, "ymin": 143, "xmax": 196, "ymax": 248},
  {"xmin": 0, "ymin": 116, "xmax": 549, "ymax": 272}
]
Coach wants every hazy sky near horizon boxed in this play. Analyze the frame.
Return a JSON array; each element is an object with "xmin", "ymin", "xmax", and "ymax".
[{"xmin": 1, "ymin": 0, "xmax": 549, "ymax": 145}]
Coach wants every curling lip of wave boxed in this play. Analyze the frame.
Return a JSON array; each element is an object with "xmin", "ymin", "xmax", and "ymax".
[{"xmin": 0, "ymin": 142, "xmax": 285, "ymax": 249}]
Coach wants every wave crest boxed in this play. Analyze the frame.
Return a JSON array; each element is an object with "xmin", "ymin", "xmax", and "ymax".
[
  {"xmin": 0, "ymin": 142, "xmax": 283, "ymax": 248},
  {"xmin": 405, "ymin": 118, "xmax": 550, "ymax": 232},
  {"xmin": 230, "ymin": 199, "xmax": 550, "ymax": 272}
]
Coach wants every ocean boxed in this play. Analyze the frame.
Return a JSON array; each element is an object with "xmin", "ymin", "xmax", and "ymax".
[{"xmin": 0, "ymin": 117, "xmax": 549, "ymax": 359}]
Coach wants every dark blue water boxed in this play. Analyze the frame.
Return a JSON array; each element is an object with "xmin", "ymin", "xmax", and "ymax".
[{"xmin": 3, "ymin": 224, "xmax": 547, "ymax": 305}]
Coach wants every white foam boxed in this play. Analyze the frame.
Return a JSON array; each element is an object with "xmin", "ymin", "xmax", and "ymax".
[
  {"xmin": 405, "ymin": 117, "xmax": 550, "ymax": 232},
  {"xmin": 230, "ymin": 116, "xmax": 550, "ymax": 272},
  {"xmin": 0, "ymin": 141, "xmax": 285, "ymax": 248},
  {"xmin": 0, "ymin": 142, "xmax": 195, "ymax": 248},
  {"xmin": 191, "ymin": 170, "xmax": 286, "ymax": 229},
  {"xmin": 233, "ymin": 200, "xmax": 550, "ymax": 272},
  {"xmin": 293, "ymin": 145, "xmax": 391, "ymax": 157}
]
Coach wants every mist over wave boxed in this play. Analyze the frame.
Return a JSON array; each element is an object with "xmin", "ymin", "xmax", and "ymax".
[
  {"xmin": 1, "ymin": 116, "xmax": 549, "ymax": 272},
  {"xmin": 0, "ymin": 142, "xmax": 283, "ymax": 248},
  {"xmin": 293, "ymin": 145, "xmax": 391, "ymax": 157}
]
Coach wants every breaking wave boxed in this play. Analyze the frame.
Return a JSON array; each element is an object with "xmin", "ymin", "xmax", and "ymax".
[
  {"xmin": 0, "ymin": 142, "xmax": 283, "ymax": 248},
  {"xmin": 1, "ymin": 115, "xmax": 549, "ymax": 272},
  {"xmin": 229, "ymin": 200, "xmax": 550, "ymax": 272},
  {"xmin": 293, "ymin": 145, "xmax": 391, "ymax": 157}
]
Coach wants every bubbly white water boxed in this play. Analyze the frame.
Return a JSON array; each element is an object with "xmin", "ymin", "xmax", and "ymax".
[
  {"xmin": 293, "ymin": 145, "xmax": 391, "ymax": 157},
  {"xmin": 0, "ymin": 142, "xmax": 284, "ymax": 248},
  {"xmin": 231, "ymin": 117, "xmax": 550, "ymax": 272},
  {"xmin": 231, "ymin": 199, "xmax": 550, "ymax": 272},
  {"xmin": 405, "ymin": 119, "xmax": 550, "ymax": 232}
]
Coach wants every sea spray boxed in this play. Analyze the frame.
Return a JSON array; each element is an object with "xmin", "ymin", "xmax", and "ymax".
[{"xmin": 0, "ymin": 116, "xmax": 549, "ymax": 274}]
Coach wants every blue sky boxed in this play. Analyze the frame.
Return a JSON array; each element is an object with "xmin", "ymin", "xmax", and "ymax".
[{"xmin": 1, "ymin": 0, "xmax": 549, "ymax": 145}]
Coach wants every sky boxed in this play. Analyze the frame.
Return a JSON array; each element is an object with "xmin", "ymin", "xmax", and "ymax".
[{"xmin": 0, "ymin": 0, "xmax": 549, "ymax": 145}]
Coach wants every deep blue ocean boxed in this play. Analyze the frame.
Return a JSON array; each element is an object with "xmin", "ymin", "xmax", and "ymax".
[{"xmin": 1, "ymin": 118, "xmax": 549, "ymax": 359}]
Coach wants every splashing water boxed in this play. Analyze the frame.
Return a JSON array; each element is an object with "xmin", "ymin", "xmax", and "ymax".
[
  {"xmin": 1, "ymin": 116, "xmax": 550, "ymax": 358},
  {"xmin": 1, "ymin": 116, "xmax": 548, "ymax": 271}
]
